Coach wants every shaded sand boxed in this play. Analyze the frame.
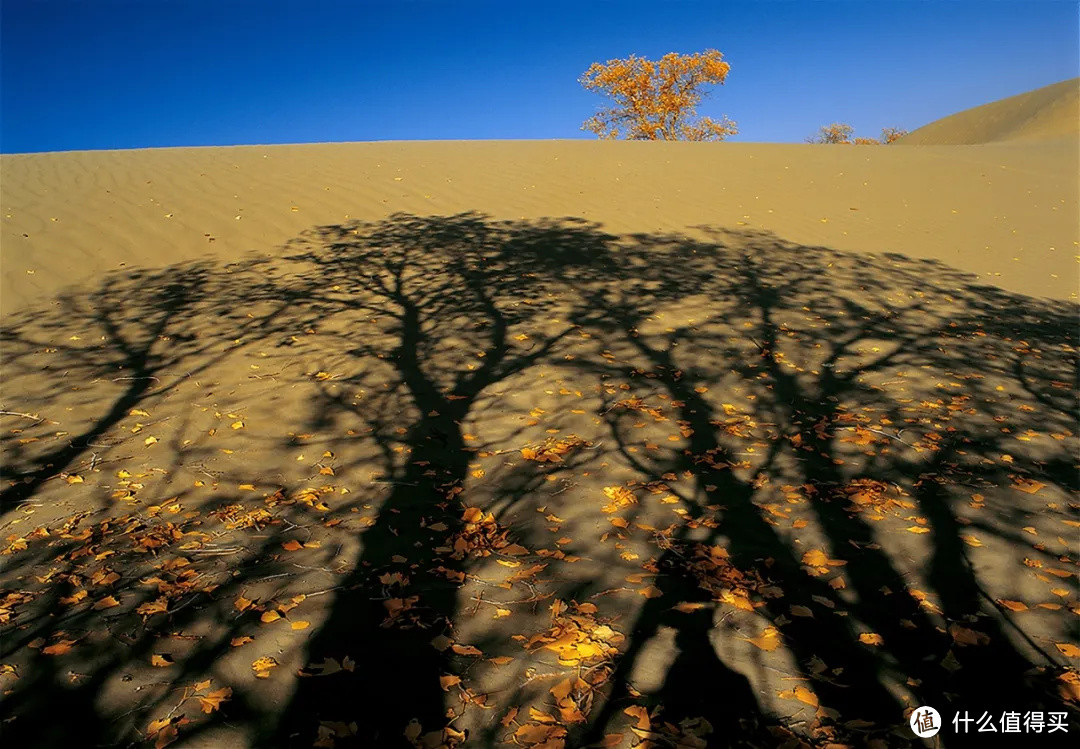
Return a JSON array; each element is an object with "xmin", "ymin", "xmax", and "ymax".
[
  {"xmin": 900, "ymin": 78, "xmax": 1080, "ymax": 145},
  {"xmin": 1, "ymin": 89, "xmax": 1078, "ymax": 748},
  {"xmin": 1, "ymin": 217, "xmax": 1077, "ymax": 748},
  {"xmin": 2, "ymin": 136, "xmax": 1077, "ymax": 316}
]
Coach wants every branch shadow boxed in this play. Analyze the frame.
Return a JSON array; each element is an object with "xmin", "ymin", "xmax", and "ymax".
[
  {"xmin": 0, "ymin": 214, "xmax": 1076, "ymax": 749},
  {"xmin": 554, "ymin": 227, "xmax": 1079, "ymax": 747}
]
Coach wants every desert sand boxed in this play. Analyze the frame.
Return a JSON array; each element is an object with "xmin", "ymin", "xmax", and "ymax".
[
  {"xmin": 900, "ymin": 77, "xmax": 1080, "ymax": 146},
  {"xmin": 1, "ymin": 81, "xmax": 1077, "ymax": 748},
  {"xmin": 3, "ymin": 84, "xmax": 1079, "ymax": 314}
]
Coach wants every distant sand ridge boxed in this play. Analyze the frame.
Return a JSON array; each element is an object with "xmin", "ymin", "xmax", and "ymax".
[
  {"xmin": 1, "ymin": 80, "xmax": 1077, "ymax": 314},
  {"xmin": 899, "ymin": 77, "xmax": 1079, "ymax": 145}
]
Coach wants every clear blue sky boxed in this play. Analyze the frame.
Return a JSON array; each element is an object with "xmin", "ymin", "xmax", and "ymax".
[{"xmin": 1, "ymin": 0, "xmax": 1077, "ymax": 153}]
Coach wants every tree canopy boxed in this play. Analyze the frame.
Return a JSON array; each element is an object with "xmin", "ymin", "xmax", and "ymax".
[{"xmin": 580, "ymin": 50, "xmax": 737, "ymax": 141}]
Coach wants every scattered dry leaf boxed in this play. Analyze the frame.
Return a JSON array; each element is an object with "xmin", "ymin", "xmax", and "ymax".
[
  {"xmin": 998, "ymin": 600, "xmax": 1029, "ymax": 612},
  {"xmin": 42, "ymin": 639, "xmax": 76, "ymax": 656},
  {"xmin": 638, "ymin": 585, "xmax": 663, "ymax": 599},
  {"xmin": 252, "ymin": 656, "xmax": 278, "ymax": 678},
  {"xmin": 198, "ymin": 687, "xmax": 232, "ymax": 714},
  {"xmin": 673, "ymin": 602, "xmax": 707, "ymax": 613},
  {"xmin": 779, "ymin": 685, "xmax": 819, "ymax": 707},
  {"xmin": 1011, "ymin": 478, "xmax": 1046, "ymax": 494},
  {"xmin": 744, "ymin": 627, "xmax": 781, "ymax": 651}
]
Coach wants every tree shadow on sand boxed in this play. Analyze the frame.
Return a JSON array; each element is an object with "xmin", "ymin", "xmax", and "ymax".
[
  {"xmin": 260, "ymin": 214, "xmax": 617, "ymax": 746},
  {"xmin": 547, "ymin": 227, "xmax": 1079, "ymax": 748},
  {"xmin": 0, "ymin": 214, "xmax": 1076, "ymax": 748}
]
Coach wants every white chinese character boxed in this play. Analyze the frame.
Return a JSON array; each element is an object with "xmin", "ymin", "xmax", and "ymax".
[
  {"xmin": 1024, "ymin": 711, "xmax": 1045, "ymax": 733},
  {"xmin": 953, "ymin": 711, "xmax": 974, "ymax": 733},
  {"xmin": 1001, "ymin": 711, "xmax": 1022, "ymax": 733},
  {"xmin": 1047, "ymin": 712, "xmax": 1069, "ymax": 734},
  {"xmin": 976, "ymin": 711, "xmax": 998, "ymax": 732}
]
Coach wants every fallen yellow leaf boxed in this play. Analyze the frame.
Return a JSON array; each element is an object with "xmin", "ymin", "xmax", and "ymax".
[
  {"xmin": 672, "ymin": 602, "xmax": 707, "ymax": 613},
  {"xmin": 1011, "ymin": 478, "xmax": 1046, "ymax": 494},
  {"xmin": 779, "ymin": 685, "xmax": 819, "ymax": 707},
  {"xmin": 744, "ymin": 627, "xmax": 781, "ymax": 651},
  {"xmin": 1055, "ymin": 643, "xmax": 1080, "ymax": 658},
  {"xmin": 198, "ymin": 687, "xmax": 232, "ymax": 714},
  {"xmin": 42, "ymin": 640, "xmax": 76, "ymax": 656},
  {"xmin": 1058, "ymin": 671, "xmax": 1080, "ymax": 703},
  {"xmin": 949, "ymin": 623, "xmax": 990, "ymax": 647},
  {"xmin": 60, "ymin": 590, "xmax": 87, "ymax": 605},
  {"xmin": 252, "ymin": 656, "xmax": 278, "ymax": 678},
  {"xmin": 137, "ymin": 598, "xmax": 169, "ymax": 617},
  {"xmin": 998, "ymin": 600, "xmax": 1028, "ymax": 612}
]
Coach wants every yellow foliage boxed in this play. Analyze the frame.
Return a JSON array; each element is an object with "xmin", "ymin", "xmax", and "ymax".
[{"xmin": 580, "ymin": 50, "xmax": 737, "ymax": 141}]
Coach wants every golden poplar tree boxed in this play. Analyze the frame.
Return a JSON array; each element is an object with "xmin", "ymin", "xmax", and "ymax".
[{"xmin": 580, "ymin": 50, "xmax": 737, "ymax": 141}]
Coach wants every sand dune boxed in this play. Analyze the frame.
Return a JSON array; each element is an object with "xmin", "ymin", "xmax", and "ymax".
[
  {"xmin": 900, "ymin": 77, "xmax": 1079, "ymax": 145},
  {"xmin": 2, "ymin": 84, "xmax": 1078, "ymax": 747},
  {"xmin": 2, "ymin": 134, "xmax": 1076, "ymax": 315}
]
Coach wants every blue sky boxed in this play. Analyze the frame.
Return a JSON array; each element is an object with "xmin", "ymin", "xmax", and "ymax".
[{"xmin": 1, "ymin": 0, "xmax": 1077, "ymax": 153}]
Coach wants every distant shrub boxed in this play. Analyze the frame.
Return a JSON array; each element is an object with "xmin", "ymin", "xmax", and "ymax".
[
  {"xmin": 807, "ymin": 123, "xmax": 855, "ymax": 144},
  {"xmin": 808, "ymin": 124, "xmax": 908, "ymax": 145},
  {"xmin": 880, "ymin": 127, "xmax": 909, "ymax": 144}
]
